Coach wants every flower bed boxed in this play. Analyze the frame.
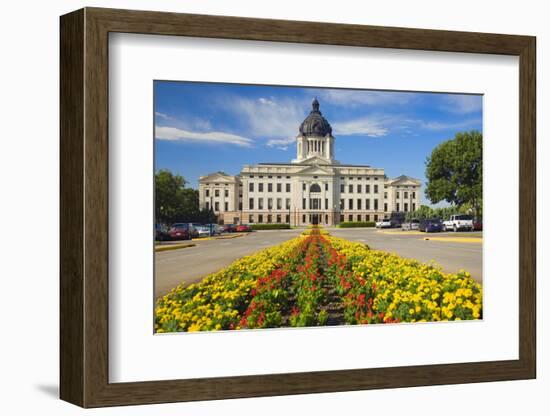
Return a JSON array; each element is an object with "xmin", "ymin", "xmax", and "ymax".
[{"xmin": 155, "ymin": 229, "xmax": 482, "ymax": 332}]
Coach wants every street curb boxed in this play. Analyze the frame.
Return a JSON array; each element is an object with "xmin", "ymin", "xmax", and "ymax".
[
  {"xmin": 155, "ymin": 243, "xmax": 196, "ymax": 252},
  {"xmin": 423, "ymin": 237, "xmax": 482, "ymax": 244}
]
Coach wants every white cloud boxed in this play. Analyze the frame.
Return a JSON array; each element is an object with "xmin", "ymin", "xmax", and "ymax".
[
  {"xmin": 155, "ymin": 126, "xmax": 253, "ymax": 147},
  {"xmin": 155, "ymin": 111, "xmax": 172, "ymax": 120},
  {"xmin": 266, "ymin": 137, "xmax": 295, "ymax": 150},
  {"xmin": 318, "ymin": 89, "xmax": 413, "ymax": 107},
  {"xmin": 333, "ymin": 116, "xmax": 390, "ymax": 137},
  {"xmin": 442, "ymin": 95, "xmax": 482, "ymax": 114},
  {"xmin": 417, "ymin": 118, "xmax": 481, "ymax": 131},
  {"xmin": 227, "ymin": 96, "xmax": 307, "ymax": 139}
]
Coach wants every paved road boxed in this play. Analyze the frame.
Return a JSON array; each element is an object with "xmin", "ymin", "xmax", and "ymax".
[
  {"xmin": 154, "ymin": 229, "xmax": 303, "ymax": 298},
  {"xmin": 155, "ymin": 228, "xmax": 482, "ymax": 298},
  {"xmin": 331, "ymin": 228, "xmax": 482, "ymax": 283}
]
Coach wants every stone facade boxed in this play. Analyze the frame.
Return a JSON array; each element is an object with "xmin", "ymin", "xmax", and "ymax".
[{"xmin": 199, "ymin": 99, "xmax": 421, "ymax": 226}]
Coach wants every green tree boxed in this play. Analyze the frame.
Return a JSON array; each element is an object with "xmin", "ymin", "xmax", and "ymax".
[
  {"xmin": 155, "ymin": 169, "xmax": 187, "ymax": 224},
  {"xmin": 155, "ymin": 170, "xmax": 205, "ymax": 224},
  {"xmin": 425, "ymin": 130, "xmax": 482, "ymax": 218}
]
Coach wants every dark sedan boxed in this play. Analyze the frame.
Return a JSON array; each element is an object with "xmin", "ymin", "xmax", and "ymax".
[
  {"xmin": 419, "ymin": 218, "xmax": 444, "ymax": 233},
  {"xmin": 168, "ymin": 223, "xmax": 192, "ymax": 240}
]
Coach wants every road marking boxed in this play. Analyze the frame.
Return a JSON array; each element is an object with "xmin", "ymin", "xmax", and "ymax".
[
  {"xmin": 378, "ymin": 231, "xmax": 425, "ymax": 236},
  {"xmin": 423, "ymin": 237, "xmax": 482, "ymax": 244}
]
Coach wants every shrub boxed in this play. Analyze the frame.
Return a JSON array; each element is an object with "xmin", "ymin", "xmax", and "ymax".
[
  {"xmin": 337, "ymin": 221, "xmax": 376, "ymax": 228},
  {"xmin": 250, "ymin": 223, "xmax": 291, "ymax": 230}
]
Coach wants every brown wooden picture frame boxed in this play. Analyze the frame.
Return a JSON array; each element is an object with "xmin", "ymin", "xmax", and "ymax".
[{"xmin": 60, "ymin": 7, "xmax": 536, "ymax": 408}]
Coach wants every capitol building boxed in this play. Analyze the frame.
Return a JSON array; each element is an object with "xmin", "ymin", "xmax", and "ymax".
[{"xmin": 199, "ymin": 99, "xmax": 421, "ymax": 226}]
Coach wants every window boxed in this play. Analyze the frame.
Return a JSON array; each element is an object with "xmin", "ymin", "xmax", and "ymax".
[
  {"xmin": 259, "ymin": 175, "xmax": 263, "ymax": 178},
  {"xmin": 404, "ymin": 203, "xmax": 409, "ymax": 212},
  {"xmin": 384, "ymin": 192, "xmax": 387, "ymax": 199},
  {"xmin": 325, "ymin": 183, "xmax": 329, "ymax": 191},
  {"xmin": 348, "ymin": 199, "xmax": 353, "ymax": 210},
  {"xmin": 277, "ymin": 183, "xmax": 282, "ymax": 192},
  {"xmin": 396, "ymin": 191, "xmax": 400, "ymax": 198},
  {"xmin": 310, "ymin": 183, "xmax": 321, "ymax": 193},
  {"xmin": 374, "ymin": 214, "xmax": 378, "ymax": 221},
  {"xmin": 302, "ymin": 198, "xmax": 306, "ymax": 209},
  {"xmin": 267, "ymin": 214, "xmax": 272, "ymax": 223},
  {"xmin": 340, "ymin": 199, "xmax": 344, "ymax": 209},
  {"xmin": 404, "ymin": 191, "xmax": 408, "ymax": 199},
  {"xmin": 366, "ymin": 185, "xmax": 370, "ymax": 193},
  {"xmin": 205, "ymin": 201, "xmax": 210, "ymax": 210},
  {"xmin": 286, "ymin": 176, "xmax": 291, "ymax": 179},
  {"xmin": 286, "ymin": 183, "xmax": 291, "ymax": 192},
  {"xmin": 357, "ymin": 199, "xmax": 362, "ymax": 210},
  {"xmin": 268, "ymin": 175, "xmax": 272, "ymax": 179},
  {"xmin": 357, "ymin": 184, "xmax": 362, "ymax": 193},
  {"xmin": 412, "ymin": 203, "xmax": 416, "ymax": 211},
  {"xmin": 313, "ymin": 175, "xmax": 318, "ymax": 179},
  {"xmin": 349, "ymin": 177, "xmax": 353, "ymax": 180},
  {"xmin": 366, "ymin": 199, "xmax": 370, "ymax": 210},
  {"xmin": 366, "ymin": 215, "xmax": 370, "ymax": 221},
  {"xmin": 249, "ymin": 198, "xmax": 254, "ymax": 209},
  {"xmin": 259, "ymin": 183, "xmax": 264, "ymax": 192},
  {"xmin": 348, "ymin": 215, "xmax": 353, "ymax": 222},
  {"xmin": 325, "ymin": 198, "xmax": 329, "ymax": 210},
  {"xmin": 277, "ymin": 176, "xmax": 282, "ymax": 179},
  {"xmin": 285, "ymin": 214, "xmax": 290, "ymax": 223},
  {"xmin": 286, "ymin": 198, "xmax": 291, "ymax": 209},
  {"xmin": 374, "ymin": 199, "xmax": 378, "ymax": 210},
  {"xmin": 277, "ymin": 198, "xmax": 282, "ymax": 209},
  {"xmin": 340, "ymin": 214, "xmax": 344, "ymax": 222},
  {"xmin": 215, "ymin": 202, "xmax": 219, "ymax": 211},
  {"xmin": 258, "ymin": 198, "xmax": 264, "ymax": 210},
  {"xmin": 412, "ymin": 191, "xmax": 416, "ymax": 199},
  {"xmin": 349, "ymin": 184, "xmax": 353, "ymax": 193},
  {"xmin": 276, "ymin": 214, "xmax": 281, "ymax": 223},
  {"xmin": 258, "ymin": 214, "xmax": 263, "ymax": 223},
  {"xmin": 215, "ymin": 189, "xmax": 220, "ymax": 197},
  {"xmin": 268, "ymin": 198, "xmax": 273, "ymax": 209},
  {"xmin": 238, "ymin": 202, "xmax": 242, "ymax": 210},
  {"xmin": 249, "ymin": 175, "xmax": 254, "ymax": 178},
  {"xmin": 357, "ymin": 215, "xmax": 362, "ymax": 222},
  {"xmin": 374, "ymin": 185, "xmax": 379, "ymax": 193},
  {"xmin": 340, "ymin": 184, "xmax": 345, "ymax": 193},
  {"xmin": 302, "ymin": 214, "xmax": 306, "ymax": 223},
  {"xmin": 249, "ymin": 183, "xmax": 254, "ymax": 192},
  {"xmin": 248, "ymin": 215, "xmax": 254, "ymax": 223},
  {"xmin": 396, "ymin": 203, "xmax": 400, "ymax": 212},
  {"xmin": 384, "ymin": 203, "xmax": 388, "ymax": 212},
  {"xmin": 268, "ymin": 183, "xmax": 273, "ymax": 192},
  {"xmin": 224, "ymin": 189, "xmax": 229, "ymax": 197},
  {"xmin": 206, "ymin": 189, "xmax": 210, "ymax": 197},
  {"xmin": 303, "ymin": 183, "xmax": 306, "ymax": 191}
]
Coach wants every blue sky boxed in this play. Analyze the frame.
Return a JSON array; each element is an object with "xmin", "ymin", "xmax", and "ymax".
[{"xmin": 154, "ymin": 81, "xmax": 482, "ymax": 206}]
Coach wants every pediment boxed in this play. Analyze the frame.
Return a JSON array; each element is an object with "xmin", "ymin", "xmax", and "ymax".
[
  {"xmin": 296, "ymin": 164, "xmax": 334, "ymax": 176},
  {"xmin": 199, "ymin": 171, "xmax": 237, "ymax": 183},
  {"xmin": 298, "ymin": 155, "xmax": 333, "ymax": 165},
  {"xmin": 388, "ymin": 175, "xmax": 421, "ymax": 186}
]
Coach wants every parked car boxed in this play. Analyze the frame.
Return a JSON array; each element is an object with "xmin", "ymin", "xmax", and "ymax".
[
  {"xmin": 375, "ymin": 218, "xmax": 392, "ymax": 229},
  {"xmin": 235, "ymin": 224, "xmax": 252, "ymax": 232},
  {"xmin": 195, "ymin": 225, "xmax": 212, "ymax": 238},
  {"xmin": 155, "ymin": 223, "xmax": 170, "ymax": 241},
  {"xmin": 419, "ymin": 218, "xmax": 444, "ymax": 233},
  {"xmin": 473, "ymin": 218, "xmax": 483, "ymax": 231},
  {"xmin": 222, "ymin": 224, "xmax": 237, "ymax": 233},
  {"xmin": 168, "ymin": 223, "xmax": 191, "ymax": 240},
  {"xmin": 207, "ymin": 223, "xmax": 222, "ymax": 235},
  {"xmin": 443, "ymin": 214, "xmax": 474, "ymax": 232},
  {"xmin": 401, "ymin": 219, "xmax": 420, "ymax": 231}
]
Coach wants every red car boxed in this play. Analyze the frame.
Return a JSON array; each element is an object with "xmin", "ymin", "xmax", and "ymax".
[
  {"xmin": 473, "ymin": 218, "xmax": 483, "ymax": 231},
  {"xmin": 235, "ymin": 224, "xmax": 252, "ymax": 232},
  {"xmin": 222, "ymin": 224, "xmax": 237, "ymax": 233},
  {"xmin": 168, "ymin": 223, "xmax": 191, "ymax": 240}
]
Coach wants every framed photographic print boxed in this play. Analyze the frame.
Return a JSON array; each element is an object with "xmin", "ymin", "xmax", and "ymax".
[{"xmin": 60, "ymin": 7, "xmax": 536, "ymax": 408}]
